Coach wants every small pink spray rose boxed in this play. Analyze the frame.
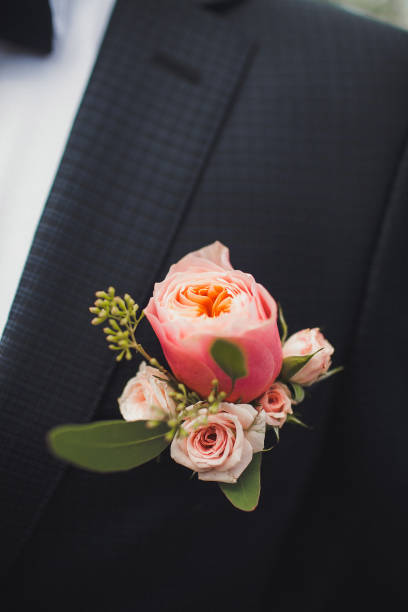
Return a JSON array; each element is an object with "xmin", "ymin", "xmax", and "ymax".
[
  {"xmin": 118, "ymin": 361, "xmax": 176, "ymax": 422},
  {"xmin": 170, "ymin": 403, "xmax": 265, "ymax": 484},
  {"xmin": 259, "ymin": 382, "xmax": 293, "ymax": 428},
  {"xmin": 144, "ymin": 241, "xmax": 282, "ymax": 403},
  {"xmin": 282, "ymin": 328, "xmax": 334, "ymax": 386}
]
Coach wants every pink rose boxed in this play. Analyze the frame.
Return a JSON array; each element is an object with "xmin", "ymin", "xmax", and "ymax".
[
  {"xmin": 170, "ymin": 403, "xmax": 265, "ymax": 484},
  {"xmin": 144, "ymin": 241, "xmax": 282, "ymax": 403},
  {"xmin": 258, "ymin": 382, "xmax": 293, "ymax": 428},
  {"xmin": 118, "ymin": 361, "xmax": 176, "ymax": 422},
  {"xmin": 282, "ymin": 328, "xmax": 334, "ymax": 385}
]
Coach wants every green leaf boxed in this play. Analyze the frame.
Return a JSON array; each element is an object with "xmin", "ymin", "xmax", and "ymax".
[
  {"xmin": 278, "ymin": 303, "xmax": 288, "ymax": 344},
  {"xmin": 279, "ymin": 349, "xmax": 322, "ymax": 382},
  {"xmin": 286, "ymin": 413, "xmax": 310, "ymax": 429},
  {"xmin": 313, "ymin": 365, "xmax": 344, "ymax": 384},
  {"xmin": 273, "ymin": 426, "xmax": 280, "ymax": 442},
  {"xmin": 47, "ymin": 420, "xmax": 170, "ymax": 473},
  {"xmin": 210, "ymin": 339, "xmax": 247, "ymax": 382},
  {"xmin": 289, "ymin": 382, "xmax": 305, "ymax": 403},
  {"xmin": 219, "ymin": 453, "xmax": 262, "ymax": 511}
]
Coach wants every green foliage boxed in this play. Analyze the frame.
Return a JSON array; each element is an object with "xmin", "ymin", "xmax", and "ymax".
[
  {"xmin": 210, "ymin": 339, "xmax": 247, "ymax": 384},
  {"xmin": 90, "ymin": 287, "xmax": 144, "ymax": 362},
  {"xmin": 206, "ymin": 379, "xmax": 227, "ymax": 413},
  {"xmin": 47, "ymin": 420, "xmax": 170, "ymax": 472},
  {"xmin": 289, "ymin": 382, "xmax": 305, "ymax": 403},
  {"xmin": 286, "ymin": 413, "xmax": 310, "ymax": 429},
  {"xmin": 279, "ymin": 349, "xmax": 322, "ymax": 382},
  {"xmin": 219, "ymin": 453, "xmax": 262, "ymax": 511},
  {"xmin": 314, "ymin": 366, "xmax": 344, "ymax": 383},
  {"xmin": 278, "ymin": 303, "xmax": 288, "ymax": 344}
]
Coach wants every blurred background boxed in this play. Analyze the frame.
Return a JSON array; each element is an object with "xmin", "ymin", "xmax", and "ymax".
[{"xmin": 324, "ymin": 0, "xmax": 408, "ymax": 29}]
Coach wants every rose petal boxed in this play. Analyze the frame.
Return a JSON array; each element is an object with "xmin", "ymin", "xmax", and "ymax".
[{"xmin": 246, "ymin": 410, "xmax": 266, "ymax": 453}]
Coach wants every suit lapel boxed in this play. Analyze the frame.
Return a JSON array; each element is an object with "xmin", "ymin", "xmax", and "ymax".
[{"xmin": 0, "ymin": 0, "xmax": 253, "ymax": 572}]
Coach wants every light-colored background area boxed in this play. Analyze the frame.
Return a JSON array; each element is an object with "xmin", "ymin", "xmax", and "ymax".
[{"xmin": 324, "ymin": 0, "xmax": 408, "ymax": 29}]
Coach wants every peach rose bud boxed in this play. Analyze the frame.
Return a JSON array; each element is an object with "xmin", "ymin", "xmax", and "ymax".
[
  {"xmin": 282, "ymin": 328, "xmax": 334, "ymax": 386},
  {"xmin": 259, "ymin": 382, "xmax": 293, "ymax": 428},
  {"xmin": 118, "ymin": 361, "xmax": 176, "ymax": 422},
  {"xmin": 170, "ymin": 403, "xmax": 265, "ymax": 484}
]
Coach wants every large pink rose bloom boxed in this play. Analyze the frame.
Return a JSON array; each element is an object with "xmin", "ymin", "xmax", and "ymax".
[{"xmin": 145, "ymin": 242, "xmax": 282, "ymax": 402}]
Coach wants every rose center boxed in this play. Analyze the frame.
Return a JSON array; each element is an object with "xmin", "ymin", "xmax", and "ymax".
[
  {"xmin": 201, "ymin": 427, "xmax": 218, "ymax": 448},
  {"xmin": 180, "ymin": 284, "xmax": 232, "ymax": 317}
]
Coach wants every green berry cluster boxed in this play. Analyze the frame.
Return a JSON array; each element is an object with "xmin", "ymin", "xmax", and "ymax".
[
  {"xmin": 89, "ymin": 287, "xmax": 144, "ymax": 362},
  {"xmin": 165, "ymin": 379, "xmax": 227, "ymax": 441}
]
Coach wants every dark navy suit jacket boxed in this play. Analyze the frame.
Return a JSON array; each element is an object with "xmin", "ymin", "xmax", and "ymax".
[{"xmin": 1, "ymin": 1, "xmax": 407, "ymax": 610}]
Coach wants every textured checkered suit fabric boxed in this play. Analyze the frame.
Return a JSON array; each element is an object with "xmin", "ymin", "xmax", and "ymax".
[
  {"xmin": 0, "ymin": 0, "xmax": 252, "ymax": 572},
  {"xmin": 1, "ymin": 0, "xmax": 408, "ymax": 610}
]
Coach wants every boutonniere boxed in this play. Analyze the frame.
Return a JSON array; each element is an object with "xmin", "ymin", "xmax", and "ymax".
[{"xmin": 48, "ymin": 242, "xmax": 342, "ymax": 511}]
